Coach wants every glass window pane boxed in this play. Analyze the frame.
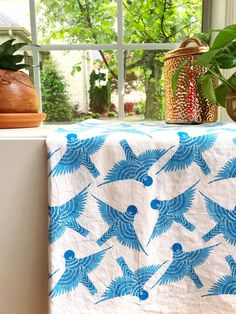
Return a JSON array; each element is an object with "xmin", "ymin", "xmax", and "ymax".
[
  {"xmin": 36, "ymin": 0, "xmax": 117, "ymax": 44},
  {"xmin": 41, "ymin": 50, "xmax": 118, "ymax": 124},
  {"xmin": 124, "ymin": 0, "xmax": 202, "ymax": 44},
  {"xmin": 0, "ymin": 0, "xmax": 30, "ymax": 42},
  {"xmin": 124, "ymin": 49, "xmax": 167, "ymax": 121},
  {"xmin": 0, "ymin": 0, "xmax": 32, "ymax": 79}
]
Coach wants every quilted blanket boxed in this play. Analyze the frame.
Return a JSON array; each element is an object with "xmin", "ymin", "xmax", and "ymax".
[{"xmin": 47, "ymin": 120, "xmax": 236, "ymax": 314}]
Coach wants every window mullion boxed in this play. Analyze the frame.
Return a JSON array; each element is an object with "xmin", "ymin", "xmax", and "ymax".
[
  {"xmin": 29, "ymin": 0, "xmax": 42, "ymax": 112},
  {"xmin": 117, "ymin": 0, "xmax": 124, "ymax": 119}
]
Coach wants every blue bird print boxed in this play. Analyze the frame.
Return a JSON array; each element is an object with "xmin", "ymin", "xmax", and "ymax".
[
  {"xmin": 93, "ymin": 196, "xmax": 148, "ymax": 255},
  {"xmin": 48, "ymin": 148, "xmax": 61, "ymax": 159},
  {"xmin": 200, "ymin": 192, "xmax": 236, "ymax": 245},
  {"xmin": 49, "ymin": 133, "xmax": 106, "ymax": 177},
  {"xmin": 96, "ymin": 256, "xmax": 166, "ymax": 303},
  {"xmin": 147, "ymin": 182, "xmax": 198, "ymax": 245},
  {"xmin": 49, "ymin": 184, "xmax": 90, "ymax": 244},
  {"xmin": 152, "ymin": 242, "xmax": 220, "ymax": 289},
  {"xmin": 209, "ymin": 157, "xmax": 236, "ymax": 183},
  {"xmin": 99, "ymin": 139, "xmax": 172, "ymax": 187},
  {"xmin": 233, "ymin": 137, "xmax": 236, "ymax": 145},
  {"xmin": 49, "ymin": 247, "xmax": 111, "ymax": 297},
  {"xmin": 158, "ymin": 132, "xmax": 217, "ymax": 175},
  {"xmin": 202, "ymin": 255, "xmax": 236, "ymax": 296}
]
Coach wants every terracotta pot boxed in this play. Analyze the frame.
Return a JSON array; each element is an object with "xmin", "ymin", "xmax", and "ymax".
[
  {"xmin": 0, "ymin": 69, "xmax": 39, "ymax": 113},
  {"xmin": 226, "ymin": 90, "xmax": 236, "ymax": 122}
]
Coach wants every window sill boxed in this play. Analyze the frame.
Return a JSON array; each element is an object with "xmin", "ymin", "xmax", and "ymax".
[{"xmin": 0, "ymin": 125, "xmax": 57, "ymax": 139}]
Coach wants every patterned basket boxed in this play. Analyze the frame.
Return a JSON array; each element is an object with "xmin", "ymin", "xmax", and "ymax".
[{"xmin": 164, "ymin": 38, "xmax": 218, "ymax": 124}]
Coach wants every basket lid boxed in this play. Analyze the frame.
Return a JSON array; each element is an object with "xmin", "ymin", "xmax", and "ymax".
[{"xmin": 164, "ymin": 38, "xmax": 209, "ymax": 61}]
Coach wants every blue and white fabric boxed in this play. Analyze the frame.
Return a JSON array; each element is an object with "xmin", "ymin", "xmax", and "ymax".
[{"xmin": 47, "ymin": 120, "xmax": 236, "ymax": 314}]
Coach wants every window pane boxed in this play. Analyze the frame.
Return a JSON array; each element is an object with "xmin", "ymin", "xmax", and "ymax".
[
  {"xmin": 124, "ymin": 0, "xmax": 202, "ymax": 43},
  {"xmin": 36, "ymin": 0, "xmax": 117, "ymax": 44},
  {"xmin": 0, "ymin": 0, "xmax": 32, "ymax": 79},
  {"xmin": 41, "ymin": 50, "xmax": 118, "ymax": 124},
  {"xmin": 124, "ymin": 50, "xmax": 167, "ymax": 121},
  {"xmin": 0, "ymin": 0, "xmax": 30, "ymax": 42}
]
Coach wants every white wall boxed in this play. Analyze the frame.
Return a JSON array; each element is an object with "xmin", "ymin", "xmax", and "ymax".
[
  {"xmin": 0, "ymin": 139, "xmax": 48, "ymax": 314},
  {"xmin": 50, "ymin": 50, "xmax": 91, "ymax": 113}
]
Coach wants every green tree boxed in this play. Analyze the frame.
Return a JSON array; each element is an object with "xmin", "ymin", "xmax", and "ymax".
[
  {"xmin": 41, "ymin": 59, "xmax": 75, "ymax": 121},
  {"xmin": 89, "ymin": 70, "xmax": 111, "ymax": 114},
  {"xmin": 38, "ymin": 0, "xmax": 202, "ymax": 119}
]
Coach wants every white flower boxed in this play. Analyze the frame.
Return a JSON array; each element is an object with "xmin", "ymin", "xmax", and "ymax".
[
  {"xmin": 100, "ymin": 68, "xmax": 108, "ymax": 74},
  {"xmin": 95, "ymin": 69, "xmax": 99, "ymax": 75},
  {"xmin": 95, "ymin": 80, "xmax": 100, "ymax": 87},
  {"xmin": 100, "ymin": 80, "xmax": 107, "ymax": 86}
]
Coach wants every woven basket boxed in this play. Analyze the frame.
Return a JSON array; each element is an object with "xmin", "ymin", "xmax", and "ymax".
[{"xmin": 164, "ymin": 38, "xmax": 218, "ymax": 124}]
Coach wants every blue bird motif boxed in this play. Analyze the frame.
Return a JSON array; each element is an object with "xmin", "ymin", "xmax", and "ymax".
[
  {"xmin": 49, "ymin": 247, "xmax": 111, "ymax": 298},
  {"xmin": 93, "ymin": 196, "xmax": 148, "ymax": 255},
  {"xmin": 152, "ymin": 242, "xmax": 220, "ymax": 289},
  {"xmin": 200, "ymin": 193, "xmax": 236, "ymax": 245},
  {"xmin": 49, "ymin": 133, "xmax": 106, "ymax": 177},
  {"xmin": 209, "ymin": 157, "xmax": 236, "ymax": 183},
  {"xmin": 233, "ymin": 137, "xmax": 236, "ymax": 145},
  {"xmin": 202, "ymin": 255, "xmax": 236, "ymax": 296},
  {"xmin": 99, "ymin": 139, "xmax": 172, "ymax": 187},
  {"xmin": 158, "ymin": 132, "xmax": 217, "ymax": 175},
  {"xmin": 49, "ymin": 184, "xmax": 90, "ymax": 244},
  {"xmin": 48, "ymin": 148, "xmax": 61, "ymax": 159},
  {"xmin": 147, "ymin": 182, "xmax": 198, "ymax": 245},
  {"xmin": 96, "ymin": 256, "xmax": 166, "ymax": 303}
]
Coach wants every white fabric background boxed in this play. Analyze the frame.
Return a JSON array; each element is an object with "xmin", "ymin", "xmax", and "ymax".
[{"xmin": 47, "ymin": 121, "xmax": 236, "ymax": 314}]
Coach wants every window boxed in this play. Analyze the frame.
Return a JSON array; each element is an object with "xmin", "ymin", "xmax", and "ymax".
[{"xmin": 0, "ymin": 0, "xmax": 204, "ymax": 122}]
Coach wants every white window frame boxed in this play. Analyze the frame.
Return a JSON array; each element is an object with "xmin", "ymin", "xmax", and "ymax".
[{"xmin": 28, "ymin": 0, "xmax": 206, "ymax": 119}]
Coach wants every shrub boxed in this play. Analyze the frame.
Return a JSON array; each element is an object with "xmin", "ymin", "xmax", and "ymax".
[
  {"xmin": 92, "ymin": 112, "xmax": 101, "ymax": 118},
  {"xmin": 124, "ymin": 102, "xmax": 135, "ymax": 113},
  {"xmin": 135, "ymin": 101, "xmax": 145, "ymax": 114},
  {"xmin": 41, "ymin": 59, "xmax": 74, "ymax": 122},
  {"xmin": 107, "ymin": 111, "xmax": 117, "ymax": 117},
  {"xmin": 89, "ymin": 69, "xmax": 111, "ymax": 114}
]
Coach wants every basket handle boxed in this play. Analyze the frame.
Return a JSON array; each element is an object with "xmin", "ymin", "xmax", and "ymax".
[{"xmin": 180, "ymin": 38, "xmax": 206, "ymax": 48}]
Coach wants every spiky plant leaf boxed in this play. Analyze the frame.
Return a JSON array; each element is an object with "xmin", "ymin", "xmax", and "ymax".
[
  {"xmin": 5, "ymin": 43, "xmax": 27, "ymax": 55},
  {"xmin": 0, "ymin": 39, "xmax": 15, "ymax": 54},
  {"xmin": 0, "ymin": 39, "xmax": 30, "ymax": 71},
  {"xmin": 15, "ymin": 64, "xmax": 31, "ymax": 70}
]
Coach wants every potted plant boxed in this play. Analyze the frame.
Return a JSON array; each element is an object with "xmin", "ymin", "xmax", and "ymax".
[
  {"xmin": 172, "ymin": 24, "xmax": 236, "ymax": 122},
  {"xmin": 0, "ymin": 39, "xmax": 46, "ymax": 128}
]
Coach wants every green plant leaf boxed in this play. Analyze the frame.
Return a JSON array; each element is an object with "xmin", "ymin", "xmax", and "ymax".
[
  {"xmin": 214, "ymin": 83, "xmax": 232, "ymax": 107},
  {"xmin": 0, "ymin": 60, "xmax": 17, "ymax": 71},
  {"xmin": 228, "ymin": 72, "xmax": 236, "ymax": 89},
  {"xmin": 194, "ymin": 32, "xmax": 211, "ymax": 45},
  {"xmin": 195, "ymin": 49, "xmax": 219, "ymax": 66},
  {"xmin": 212, "ymin": 24, "xmax": 236, "ymax": 49},
  {"xmin": 214, "ymin": 41, "xmax": 236, "ymax": 69},
  {"xmin": 172, "ymin": 59, "xmax": 190, "ymax": 99},
  {"xmin": 6, "ymin": 43, "xmax": 28, "ymax": 55},
  {"xmin": 0, "ymin": 39, "xmax": 15, "ymax": 54},
  {"xmin": 200, "ymin": 75, "xmax": 217, "ymax": 103},
  {"xmin": 12, "ymin": 54, "xmax": 25, "ymax": 63},
  {"xmin": 15, "ymin": 64, "xmax": 31, "ymax": 70},
  {"xmin": 0, "ymin": 54, "xmax": 24, "ymax": 64},
  {"xmin": 71, "ymin": 63, "xmax": 82, "ymax": 76}
]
